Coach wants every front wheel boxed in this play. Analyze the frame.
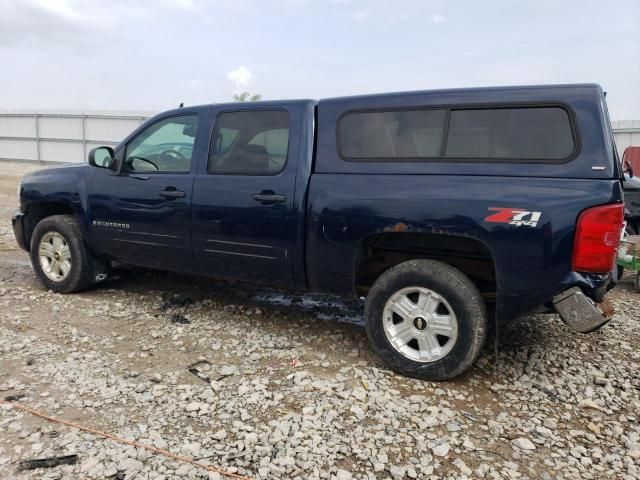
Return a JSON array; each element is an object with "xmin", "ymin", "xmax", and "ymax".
[
  {"xmin": 365, "ymin": 259, "xmax": 487, "ymax": 381},
  {"xmin": 29, "ymin": 215, "xmax": 93, "ymax": 294}
]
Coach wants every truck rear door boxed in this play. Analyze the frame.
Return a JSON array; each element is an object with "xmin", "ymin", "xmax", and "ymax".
[{"xmin": 191, "ymin": 102, "xmax": 311, "ymax": 288}]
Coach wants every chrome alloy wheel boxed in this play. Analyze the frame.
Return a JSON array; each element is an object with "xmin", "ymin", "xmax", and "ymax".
[
  {"xmin": 38, "ymin": 231, "xmax": 71, "ymax": 282},
  {"xmin": 382, "ymin": 286, "xmax": 458, "ymax": 362}
]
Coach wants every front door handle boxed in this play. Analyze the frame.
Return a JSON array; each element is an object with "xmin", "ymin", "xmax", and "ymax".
[
  {"xmin": 160, "ymin": 188, "xmax": 186, "ymax": 199},
  {"xmin": 253, "ymin": 192, "xmax": 287, "ymax": 204}
]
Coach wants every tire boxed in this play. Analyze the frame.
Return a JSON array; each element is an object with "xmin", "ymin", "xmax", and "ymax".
[
  {"xmin": 627, "ymin": 221, "xmax": 639, "ymax": 235},
  {"xmin": 29, "ymin": 215, "xmax": 92, "ymax": 294},
  {"xmin": 365, "ymin": 259, "xmax": 487, "ymax": 381}
]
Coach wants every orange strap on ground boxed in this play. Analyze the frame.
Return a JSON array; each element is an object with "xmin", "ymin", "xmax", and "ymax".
[{"xmin": 0, "ymin": 400, "xmax": 252, "ymax": 480}]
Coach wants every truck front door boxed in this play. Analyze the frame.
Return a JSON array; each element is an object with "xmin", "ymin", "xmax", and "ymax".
[
  {"xmin": 87, "ymin": 111, "xmax": 205, "ymax": 271},
  {"xmin": 191, "ymin": 107, "xmax": 302, "ymax": 288}
]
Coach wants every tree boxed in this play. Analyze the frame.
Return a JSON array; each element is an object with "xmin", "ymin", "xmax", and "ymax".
[{"xmin": 233, "ymin": 91, "xmax": 262, "ymax": 102}]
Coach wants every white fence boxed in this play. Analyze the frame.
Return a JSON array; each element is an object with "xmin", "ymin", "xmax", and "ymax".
[
  {"xmin": 0, "ymin": 111, "xmax": 638, "ymax": 164},
  {"xmin": 0, "ymin": 111, "xmax": 152, "ymax": 164},
  {"xmin": 612, "ymin": 120, "xmax": 640, "ymax": 158}
]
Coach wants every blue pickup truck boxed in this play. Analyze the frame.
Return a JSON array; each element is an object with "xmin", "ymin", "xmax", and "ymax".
[{"xmin": 12, "ymin": 84, "xmax": 626, "ymax": 380}]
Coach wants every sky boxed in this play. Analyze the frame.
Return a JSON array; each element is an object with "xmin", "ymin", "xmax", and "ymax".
[{"xmin": 1, "ymin": 0, "xmax": 639, "ymax": 119}]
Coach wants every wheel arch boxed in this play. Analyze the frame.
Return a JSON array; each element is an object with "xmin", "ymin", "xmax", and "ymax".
[
  {"xmin": 354, "ymin": 232, "xmax": 497, "ymax": 305},
  {"xmin": 23, "ymin": 202, "xmax": 78, "ymax": 252}
]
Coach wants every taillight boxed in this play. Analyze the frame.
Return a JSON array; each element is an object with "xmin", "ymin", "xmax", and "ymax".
[{"xmin": 572, "ymin": 203, "xmax": 624, "ymax": 273}]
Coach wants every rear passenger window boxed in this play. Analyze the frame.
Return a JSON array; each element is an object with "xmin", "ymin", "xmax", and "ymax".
[
  {"xmin": 339, "ymin": 110, "xmax": 446, "ymax": 159},
  {"xmin": 209, "ymin": 111, "xmax": 289, "ymax": 175},
  {"xmin": 445, "ymin": 107, "xmax": 575, "ymax": 160}
]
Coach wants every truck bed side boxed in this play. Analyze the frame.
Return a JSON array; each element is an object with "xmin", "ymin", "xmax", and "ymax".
[{"xmin": 306, "ymin": 174, "xmax": 621, "ymax": 321}]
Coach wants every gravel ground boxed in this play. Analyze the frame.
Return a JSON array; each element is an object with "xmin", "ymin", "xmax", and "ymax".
[{"xmin": 1, "ymin": 161, "xmax": 639, "ymax": 480}]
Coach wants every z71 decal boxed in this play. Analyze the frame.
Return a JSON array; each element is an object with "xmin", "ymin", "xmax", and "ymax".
[{"xmin": 484, "ymin": 207, "xmax": 542, "ymax": 227}]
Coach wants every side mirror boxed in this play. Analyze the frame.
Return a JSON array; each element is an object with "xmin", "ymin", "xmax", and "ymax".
[
  {"xmin": 623, "ymin": 160, "xmax": 634, "ymax": 178},
  {"xmin": 183, "ymin": 124, "xmax": 197, "ymax": 137},
  {"xmin": 88, "ymin": 146, "xmax": 115, "ymax": 169}
]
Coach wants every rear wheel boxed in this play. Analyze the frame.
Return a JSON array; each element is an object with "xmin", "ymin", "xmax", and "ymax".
[
  {"xmin": 365, "ymin": 259, "xmax": 487, "ymax": 381},
  {"xmin": 30, "ymin": 215, "xmax": 92, "ymax": 294}
]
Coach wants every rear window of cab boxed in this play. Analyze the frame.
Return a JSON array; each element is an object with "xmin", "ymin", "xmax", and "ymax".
[{"xmin": 338, "ymin": 106, "xmax": 577, "ymax": 162}]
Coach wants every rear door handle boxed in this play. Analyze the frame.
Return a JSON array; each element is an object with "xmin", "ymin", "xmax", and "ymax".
[
  {"xmin": 160, "ymin": 188, "xmax": 186, "ymax": 199},
  {"xmin": 253, "ymin": 192, "xmax": 287, "ymax": 204}
]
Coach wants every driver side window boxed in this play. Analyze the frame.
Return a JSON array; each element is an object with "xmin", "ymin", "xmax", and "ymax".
[{"xmin": 124, "ymin": 115, "xmax": 199, "ymax": 173}]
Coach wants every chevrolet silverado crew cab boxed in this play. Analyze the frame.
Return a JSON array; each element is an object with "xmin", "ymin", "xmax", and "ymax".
[{"xmin": 13, "ymin": 84, "xmax": 625, "ymax": 380}]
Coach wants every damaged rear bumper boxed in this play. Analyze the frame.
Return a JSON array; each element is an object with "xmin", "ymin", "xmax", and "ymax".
[{"xmin": 552, "ymin": 287, "xmax": 614, "ymax": 333}]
